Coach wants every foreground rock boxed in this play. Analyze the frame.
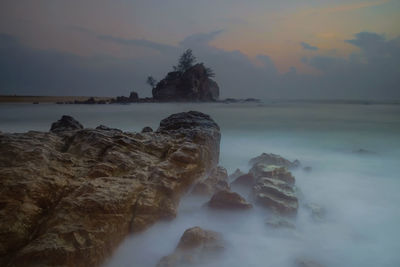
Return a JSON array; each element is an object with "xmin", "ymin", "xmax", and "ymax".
[
  {"xmin": 251, "ymin": 164, "xmax": 298, "ymax": 216},
  {"xmin": 153, "ymin": 64, "xmax": 219, "ymax": 102},
  {"xmin": 157, "ymin": 227, "xmax": 223, "ymax": 267},
  {"xmin": 0, "ymin": 111, "xmax": 220, "ymax": 267},
  {"xmin": 207, "ymin": 190, "xmax": 252, "ymax": 210},
  {"xmin": 191, "ymin": 166, "xmax": 229, "ymax": 195}
]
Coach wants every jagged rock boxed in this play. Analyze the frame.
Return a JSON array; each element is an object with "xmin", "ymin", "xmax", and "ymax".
[
  {"xmin": 157, "ymin": 227, "xmax": 223, "ymax": 267},
  {"xmin": 231, "ymin": 173, "xmax": 255, "ymax": 187},
  {"xmin": 192, "ymin": 166, "xmax": 229, "ymax": 195},
  {"xmin": 153, "ymin": 64, "xmax": 219, "ymax": 102},
  {"xmin": 207, "ymin": 190, "xmax": 252, "ymax": 210},
  {"xmin": 249, "ymin": 153, "xmax": 300, "ymax": 169},
  {"xmin": 50, "ymin": 115, "xmax": 83, "ymax": 132},
  {"xmin": 141, "ymin": 126, "xmax": 153, "ymax": 133},
  {"xmin": 250, "ymin": 163, "xmax": 298, "ymax": 216},
  {"xmin": 228, "ymin": 168, "xmax": 244, "ymax": 180},
  {"xmin": 0, "ymin": 111, "xmax": 220, "ymax": 267}
]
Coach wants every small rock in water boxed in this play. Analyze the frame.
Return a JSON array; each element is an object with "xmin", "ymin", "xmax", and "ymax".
[
  {"xmin": 228, "ymin": 168, "xmax": 244, "ymax": 180},
  {"xmin": 266, "ymin": 216, "xmax": 295, "ymax": 229},
  {"xmin": 304, "ymin": 203, "xmax": 326, "ymax": 221},
  {"xmin": 157, "ymin": 227, "xmax": 224, "ymax": 267},
  {"xmin": 207, "ymin": 190, "xmax": 252, "ymax": 210},
  {"xmin": 352, "ymin": 148, "xmax": 377, "ymax": 155},
  {"xmin": 249, "ymin": 153, "xmax": 300, "ymax": 169},
  {"xmin": 303, "ymin": 166, "xmax": 312, "ymax": 172},
  {"xmin": 295, "ymin": 258, "xmax": 325, "ymax": 267}
]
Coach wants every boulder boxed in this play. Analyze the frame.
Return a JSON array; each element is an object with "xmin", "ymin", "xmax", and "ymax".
[
  {"xmin": 207, "ymin": 190, "xmax": 252, "ymax": 210},
  {"xmin": 250, "ymin": 162, "xmax": 298, "ymax": 216},
  {"xmin": 231, "ymin": 173, "xmax": 255, "ymax": 187},
  {"xmin": 249, "ymin": 153, "xmax": 300, "ymax": 169},
  {"xmin": 0, "ymin": 111, "xmax": 220, "ymax": 267},
  {"xmin": 153, "ymin": 64, "xmax": 219, "ymax": 102},
  {"xmin": 157, "ymin": 227, "xmax": 223, "ymax": 267},
  {"xmin": 191, "ymin": 166, "xmax": 229, "ymax": 195},
  {"xmin": 50, "ymin": 115, "xmax": 83, "ymax": 132}
]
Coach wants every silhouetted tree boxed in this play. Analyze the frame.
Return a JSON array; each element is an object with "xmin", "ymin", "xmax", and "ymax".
[
  {"xmin": 205, "ymin": 67, "xmax": 215, "ymax": 78},
  {"xmin": 173, "ymin": 49, "xmax": 197, "ymax": 73},
  {"xmin": 146, "ymin": 76, "xmax": 157, "ymax": 88}
]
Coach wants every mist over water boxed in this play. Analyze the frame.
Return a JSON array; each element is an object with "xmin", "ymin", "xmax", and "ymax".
[{"xmin": 1, "ymin": 102, "xmax": 400, "ymax": 267}]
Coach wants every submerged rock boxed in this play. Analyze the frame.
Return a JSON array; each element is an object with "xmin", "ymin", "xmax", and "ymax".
[
  {"xmin": 304, "ymin": 203, "xmax": 326, "ymax": 221},
  {"xmin": 157, "ymin": 227, "xmax": 224, "ymax": 267},
  {"xmin": 295, "ymin": 258, "xmax": 325, "ymax": 267},
  {"xmin": 192, "ymin": 166, "xmax": 229, "ymax": 195},
  {"xmin": 266, "ymin": 216, "xmax": 295, "ymax": 229},
  {"xmin": 231, "ymin": 173, "xmax": 255, "ymax": 187},
  {"xmin": 249, "ymin": 153, "xmax": 300, "ymax": 169},
  {"xmin": 207, "ymin": 190, "xmax": 252, "ymax": 210},
  {"xmin": 0, "ymin": 111, "xmax": 220, "ymax": 267},
  {"xmin": 50, "ymin": 115, "xmax": 83, "ymax": 132}
]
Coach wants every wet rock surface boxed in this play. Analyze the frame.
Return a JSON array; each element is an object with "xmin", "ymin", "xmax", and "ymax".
[
  {"xmin": 157, "ymin": 227, "xmax": 224, "ymax": 267},
  {"xmin": 0, "ymin": 111, "xmax": 221, "ymax": 267}
]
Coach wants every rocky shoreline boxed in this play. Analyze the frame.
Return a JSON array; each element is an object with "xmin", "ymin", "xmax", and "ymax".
[{"xmin": 0, "ymin": 111, "xmax": 323, "ymax": 267}]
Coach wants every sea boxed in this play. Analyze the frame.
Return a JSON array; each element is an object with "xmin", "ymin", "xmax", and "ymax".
[{"xmin": 1, "ymin": 101, "xmax": 399, "ymax": 267}]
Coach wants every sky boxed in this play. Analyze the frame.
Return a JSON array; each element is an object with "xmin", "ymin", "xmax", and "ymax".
[{"xmin": 0, "ymin": 0, "xmax": 399, "ymax": 99}]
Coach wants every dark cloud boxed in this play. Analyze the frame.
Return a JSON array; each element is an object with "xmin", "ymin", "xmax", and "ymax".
[{"xmin": 301, "ymin": 42, "xmax": 318, "ymax": 51}]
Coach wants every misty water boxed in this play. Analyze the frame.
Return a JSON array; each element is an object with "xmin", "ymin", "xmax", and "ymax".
[{"xmin": 1, "ymin": 102, "xmax": 400, "ymax": 267}]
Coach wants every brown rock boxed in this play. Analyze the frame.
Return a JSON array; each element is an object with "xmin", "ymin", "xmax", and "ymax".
[
  {"xmin": 157, "ymin": 227, "xmax": 223, "ymax": 267},
  {"xmin": 231, "ymin": 173, "xmax": 255, "ymax": 187},
  {"xmin": 0, "ymin": 111, "xmax": 220, "ymax": 267},
  {"xmin": 207, "ymin": 190, "xmax": 252, "ymax": 210},
  {"xmin": 249, "ymin": 153, "xmax": 300, "ymax": 169},
  {"xmin": 191, "ymin": 166, "xmax": 229, "ymax": 195}
]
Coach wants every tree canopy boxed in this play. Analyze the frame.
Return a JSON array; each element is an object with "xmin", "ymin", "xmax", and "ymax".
[{"xmin": 173, "ymin": 49, "xmax": 197, "ymax": 73}]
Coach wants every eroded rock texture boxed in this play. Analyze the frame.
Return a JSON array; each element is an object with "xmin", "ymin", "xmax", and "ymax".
[
  {"xmin": 191, "ymin": 166, "xmax": 229, "ymax": 195},
  {"xmin": 0, "ymin": 111, "xmax": 220, "ymax": 267}
]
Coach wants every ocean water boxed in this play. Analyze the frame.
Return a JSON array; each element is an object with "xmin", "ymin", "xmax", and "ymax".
[{"xmin": 1, "ymin": 102, "xmax": 400, "ymax": 267}]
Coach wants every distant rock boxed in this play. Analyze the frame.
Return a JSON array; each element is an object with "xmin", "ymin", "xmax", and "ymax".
[
  {"xmin": 50, "ymin": 115, "xmax": 83, "ymax": 132},
  {"xmin": 295, "ymin": 258, "xmax": 325, "ymax": 267},
  {"xmin": 153, "ymin": 63, "xmax": 219, "ymax": 102},
  {"xmin": 141, "ymin": 126, "xmax": 153, "ymax": 133},
  {"xmin": 207, "ymin": 190, "xmax": 252, "ymax": 210},
  {"xmin": 249, "ymin": 153, "xmax": 300, "ymax": 169},
  {"xmin": 157, "ymin": 227, "xmax": 224, "ymax": 267},
  {"xmin": 352, "ymin": 148, "xmax": 377, "ymax": 155},
  {"xmin": 192, "ymin": 166, "xmax": 230, "ymax": 196}
]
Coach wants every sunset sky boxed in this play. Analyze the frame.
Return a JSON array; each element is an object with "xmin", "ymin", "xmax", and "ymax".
[{"xmin": 0, "ymin": 0, "xmax": 399, "ymax": 99}]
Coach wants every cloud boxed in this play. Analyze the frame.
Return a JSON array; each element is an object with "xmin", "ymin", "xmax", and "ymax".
[
  {"xmin": 97, "ymin": 35, "xmax": 177, "ymax": 53},
  {"xmin": 180, "ymin": 30, "xmax": 224, "ymax": 47},
  {"xmin": 301, "ymin": 42, "xmax": 318, "ymax": 51}
]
